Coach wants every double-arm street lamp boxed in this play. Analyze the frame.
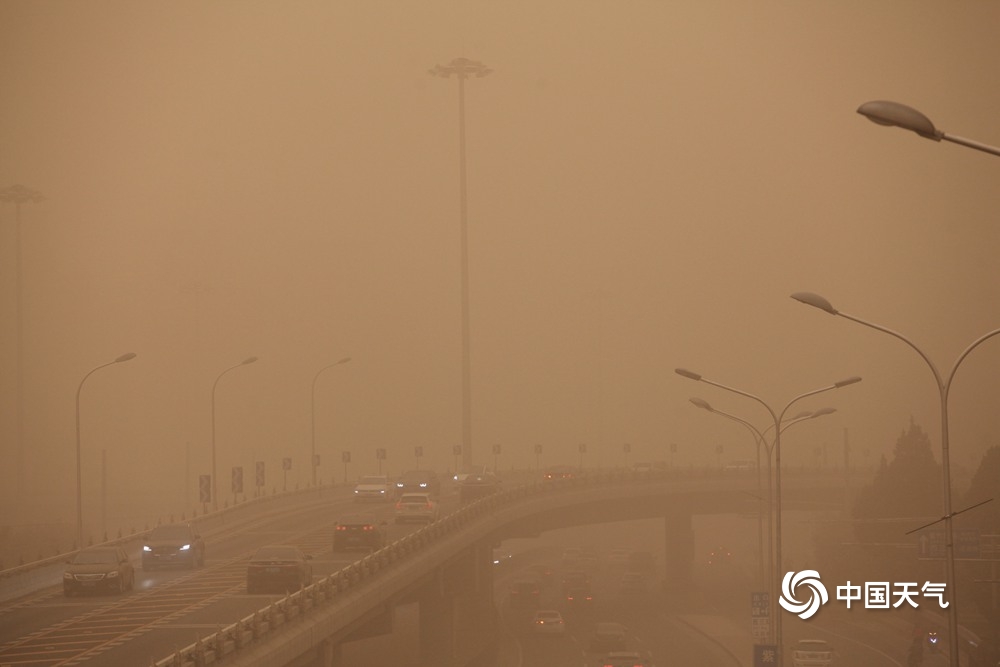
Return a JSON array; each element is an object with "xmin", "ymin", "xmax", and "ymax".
[
  {"xmin": 76, "ymin": 352, "xmax": 136, "ymax": 547},
  {"xmin": 211, "ymin": 357, "xmax": 257, "ymax": 511},
  {"xmin": 857, "ymin": 101, "xmax": 1000, "ymax": 158},
  {"xmin": 311, "ymin": 357, "xmax": 352, "ymax": 487},
  {"xmin": 793, "ymin": 291, "xmax": 1000, "ymax": 666},
  {"xmin": 429, "ymin": 57, "xmax": 491, "ymax": 470},
  {"xmin": 677, "ymin": 368, "xmax": 860, "ymax": 664},
  {"xmin": 688, "ymin": 398, "xmax": 835, "ymax": 590}
]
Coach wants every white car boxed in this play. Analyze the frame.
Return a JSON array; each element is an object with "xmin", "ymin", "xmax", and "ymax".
[
  {"xmin": 394, "ymin": 493, "xmax": 440, "ymax": 523},
  {"xmin": 531, "ymin": 609, "xmax": 566, "ymax": 635},
  {"xmin": 353, "ymin": 475, "xmax": 391, "ymax": 502}
]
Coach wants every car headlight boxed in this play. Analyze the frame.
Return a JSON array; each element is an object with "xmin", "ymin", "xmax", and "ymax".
[
  {"xmin": 107, "ymin": 570, "xmax": 119, "ymax": 577},
  {"xmin": 396, "ymin": 483, "xmax": 404, "ymax": 488},
  {"xmin": 63, "ymin": 572, "xmax": 73, "ymax": 579},
  {"xmin": 143, "ymin": 545, "xmax": 152, "ymax": 552},
  {"xmin": 179, "ymin": 544, "xmax": 191, "ymax": 551},
  {"xmin": 379, "ymin": 489, "xmax": 384, "ymax": 494},
  {"xmin": 419, "ymin": 482, "xmax": 427, "ymax": 487},
  {"xmin": 354, "ymin": 489, "xmax": 359, "ymax": 494}
]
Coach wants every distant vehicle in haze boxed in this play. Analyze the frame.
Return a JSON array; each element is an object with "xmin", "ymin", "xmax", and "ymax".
[
  {"xmin": 246, "ymin": 545, "xmax": 312, "ymax": 594},
  {"xmin": 792, "ymin": 639, "xmax": 835, "ymax": 666},
  {"xmin": 565, "ymin": 585, "xmax": 593, "ymax": 605},
  {"xmin": 353, "ymin": 475, "xmax": 391, "ymax": 502},
  {"xmin": 589, "ymin": 621, "xmax": 628, "ymax": 653},
  {"xmin": 508, "ymin": 579, "xmax": 541, "ymax": 608},
  {"xmin": 394, "ymin": 492, "xmax": 439, "ymax": 523},
  {"xmin": 525, "ymin": 562, "xmax": 555, "ymax": 585},
  {"xmin": 394, "ymin": 469, "xmax": 441, "ymax": 498},
  {"xmin": 458, "ymin": 470, "xmax": 501, "ymax": 503},
  {"xmin": 333, "ymin": 514, "xmax": 386, "ymax": 551},
  {"xmin": 64, "ymin": 546, "xmax": 134, "ymax": 596},
  {"xmin": 532, "ymin": 609, "xmax": 566, "ymax": 635},
  {"xmin": 723, "ymin": 459, "xmax": 754, "ymax": 472},
  {"xmin": 453, "ymin": 464, "xmax": 488, "ymax": 483},
  {"xmin": 542, "ymin": 465, "xmax": 576, "ymax": 481},
  {"xmin": 142, "ymin": 523, "xmax": 205, "ymax": 570},
  {"xmin": 619, "ymin": 572, "xmax": 647, "ymax": 595},
  {"xmin": 599, "ymin": 651, "xmax": 655, "ymax": 667}
]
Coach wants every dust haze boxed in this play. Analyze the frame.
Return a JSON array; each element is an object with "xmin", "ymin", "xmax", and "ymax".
[{"xmin": 2, "ymin": 1, "xmax": 999, "ymax": 540}]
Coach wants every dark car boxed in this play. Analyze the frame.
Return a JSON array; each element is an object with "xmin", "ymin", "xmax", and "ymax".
[
  {"xmin": 508, "ymin": 578, "xmax": 541, "ymax": 608},
  {"xmin": 564, "ymin": 585, "xmax": 593, "ymax": 605},
  {"xmin": 394, "ymin": 469, "xmax": 441, "ymax": 498},
  {"xmin": 142, "ymin": 523, "xmax": 205, "ymax": 570},
  {"xmin": 458, "ymin": 471, "xmax": 501, "ymax": 504},
  {"xmin": 332, "ymin": 514, "xmax": 387, "ymax": 551},
  {"xmin": 64, "ymin": 546, "xmax": 134, "ymax": 596},
  {"xmin": 246, "ymin": 545, "xmax": 313, "ymax": 594}
]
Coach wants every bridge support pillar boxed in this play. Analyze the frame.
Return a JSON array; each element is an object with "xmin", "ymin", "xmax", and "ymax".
[
  {"xmin": 663, "ymin": 510, "xmax": 694, "ymax": 589},
  {"xmin": 419, "ymin": 545, "xmax": 498, "ymax": 667},
  {"xmin": 315, "ymin": 638, "xmax": 341, "ymax": 667}
]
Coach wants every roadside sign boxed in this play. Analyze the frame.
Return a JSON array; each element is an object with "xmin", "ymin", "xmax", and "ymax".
[
  {"xmin": 751, "ymin": 591, "xmax": 770, "ymax": 641},
  {"xmin": 415, "ymin": 446, "xmax": 423, "ymax": 457},
  {"xmin": 255, "ymin": 461, "xmax": 265, "ymax": 487},
  {"xmin": 623, "ymin": 443, "xmax": 631, "ymax": 453},
  {"xmin": 231, "ymin": 466, "xmax": 243, "ymax": 494},
  {"xmin": 376, "ymin": 448, "xmax": 386, "ymax": 460},
  {"xmin": 282, "ymin": 457, "xmax": 292, "ymax": 471},
  {"xmin": 753, "ymin": 644, "xmax": 778, "ymax": 666},
  {"xmin": 534, "ymin": 444, "xmax": 543, "ymax": 454},
  {"xmin": 492, "ymin": 443, "xmax": 501, "ymax": 455},
  {"xmin": 198, "ymin": 474, "xmax": 211, "ymax": 503},
  {"xmin": 341, "ymin": 451, "xmax": 351, "ymax": 464},
  {"xmin": 452, "ymin": 445, "xmax": 462, "ymax": 456}
]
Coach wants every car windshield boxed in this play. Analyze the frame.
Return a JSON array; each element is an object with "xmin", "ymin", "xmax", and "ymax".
[
  {"xmin": 72, "ymin": 549, "xmax": 118, "ymax": 564},
  {"xmin": 149, "ymin": 525, "xmax": 193, "ymax": 540},
  {"xmin": 252, "ymin": 546, "xmax": 300, "ymax": 561},
  {"xmin": 340, "ymin": 515, "xmax": 376, "ymax": 526},
  {"xmin": 401, "ymin": 471, "xmax": 431, "ymax": 480},
  {"xmin": 358, "ymin": 476, "xmax": 386, "ymax": 484}
]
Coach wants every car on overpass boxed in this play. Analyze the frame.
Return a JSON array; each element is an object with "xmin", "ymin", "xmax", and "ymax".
[
  {"xmin": 63, "ymin": 546, "xmax": 135, "ymax": 596},
  {"xmin": 394, "ymin": 469, "xmax": 441, "ymax": 498},
  {"xmin": 542, "ymin": 464, "xmax": 576, "ymax": 481},
  {"xmin": 394, "ymin": 492, "xmax": 440, "ymax": 523},
  {"xmin": 353, "ymin": 475, "xmax": 392, "ymax": 502},
  {"xmin": 142, "ymin": 523, "xmax": 205, "ymax": 570},
  {"xmin": 458, "ymin": 470, "xmax": 501, "ymax": 503},
  {"xmin": 246, "ymin": 545, "xmax": 313, "ymax": 594},
  {"xmin": 333, "ymin": 514, "xmax": 387, "ymax": 551}
]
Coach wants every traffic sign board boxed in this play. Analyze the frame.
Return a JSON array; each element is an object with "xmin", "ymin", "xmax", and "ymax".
[
  {"xmin": 751, "ymin": 591, "xmax": 770, "ymax": 641},
  {"xmin": 282, "ymin": 457, "xmax": 292, "ymax": 471},
  {"xmin": 231, "ymin": 466, "xmax": 243, "ymax": 494},
  {"xmin": 255, "ymin": 461, "xmax": 265, "ymax": 487},
  {"xmin": 198, "ymin": 474, "xmax": 211, "ymax": 503},
  {"xmin": 917, "ymin": 528, "xmax": 981, "ymax": 559}
]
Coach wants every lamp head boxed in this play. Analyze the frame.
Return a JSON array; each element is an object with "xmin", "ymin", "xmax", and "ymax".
[
  {"xmin": 857, "ymin": 101, "xmax": 942, "ymax": 141},
  {"xmin": 242, "ymin": 356, "xmax": 258, "ymax": 365},
  {"xmin": 115, "ymin": 352, "xmax": 137, "ymax": 363},
  {"xmin": 689, "ymin": 397, "xmax": 713, "ymax": 411},
  {"xmin": 675, "ymin": 368, "xmax": 702, "ymax": 381},
  {"xmin": 337, "ymin": 356, "xmax": 352, "ymax": 365},
  {"xmin": 810, "ymin": 407, "xmax": 837, "ymax": 418},
  {"xmin": 835, "ymin": 376, "xmax": 862, "ymax": 388},
  {"xmin": 791, "ymin": 292, "xmax": 838, "ymax": 315}
]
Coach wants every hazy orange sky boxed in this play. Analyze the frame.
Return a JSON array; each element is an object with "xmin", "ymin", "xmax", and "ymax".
[{"xmin": 2, "ymin": 1, "xmax": 999, "ymax": 534}]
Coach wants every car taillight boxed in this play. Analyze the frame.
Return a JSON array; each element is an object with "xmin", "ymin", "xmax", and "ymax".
[
  {"xmin": 426, "ymin": 503, "xmax": 433, "ymax": 509},
  {"xmin": 395, "ymin": 503, "xmax": 403, "ymax": 510},
  {"xmin": 336, "ymin": 525, "xmax": 347, "ymax": 531},
  {"xmin": 363, "ymin": 525, "xmax": 373, "ymax": 531}
]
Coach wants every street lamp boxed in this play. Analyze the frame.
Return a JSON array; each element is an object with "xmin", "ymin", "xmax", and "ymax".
[
  {"xmin": 1, "ymin": 184, "xmax": 44, "ymax": 497},
  {"xmin": 211, "ymin": 356, "xmax": 257, "ymax": 511},
  {"xmin": 857, "ymin": 101, "xmax": 1000, "ymax": 158},
  {"xmin": 76, "ymin": 352, "xmax": 136, "ymax": 547},
  {"xmin": 793, "ymin": 291, "xmax": 1000, "ymax": 666},
  {"xmin": 429, "ymin": 57, "xmax": 491, "ymax": 470},
  {"xmin": 311, "ymin": 357, "xmax": 352, "ymax": 487},
  {"xmin": 677, "ymin": 367, "xmax": 859, "ymax": 664},
  {"xmin": 689, "ymin": 399, "xmax": 836, "ymax": 598}
]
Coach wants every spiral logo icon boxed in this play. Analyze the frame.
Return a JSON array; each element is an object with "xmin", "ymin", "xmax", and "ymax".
[{"xmin": 779, "ymin": 570, "xmax": 828, "ymax": 619}]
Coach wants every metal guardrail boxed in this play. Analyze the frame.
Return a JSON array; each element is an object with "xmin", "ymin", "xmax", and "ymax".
[{"xmin": 149, "ymin": 467, "xmax": 727, "ymax": 666}]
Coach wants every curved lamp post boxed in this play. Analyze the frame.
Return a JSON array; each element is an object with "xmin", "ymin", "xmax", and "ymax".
[
  {"xmin": 211, "ymin": 356, "xmax": 257, "ymax": 511},
  {"xmin": 793, "ymin": 291, "xmax": 1000, "ymax": 666},
  {"xmin": 689, "ymin": 398, "xmax": 835, "ymax": 591},
  {"xmin": 677, "ymin": 368, "xmax": 859, "ymax": 663},
  {"xmin": 857, "ymin": 101, "xmax": 1000, "ymax": 158},
  {"xmin": 76, "ymin": 352, "xmax": 136, "ymax": 547},
  {"xmin": 429, "ymin": 57, "xmax": 491, "ymax": 470},
  {"xmin": 310, "ymin": 357, "xmax": 352, "ymax": 487}
]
